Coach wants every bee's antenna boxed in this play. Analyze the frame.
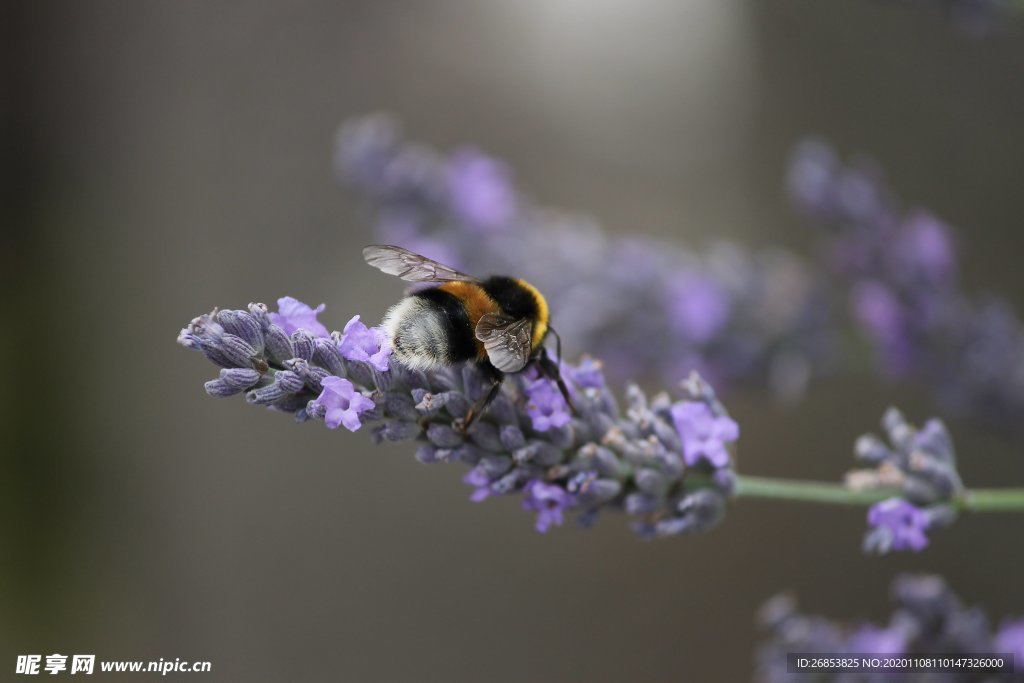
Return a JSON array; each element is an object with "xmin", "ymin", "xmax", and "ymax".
[{"xmin": 548, "ymin": 325, "xmax": 563, "ymax": 370}]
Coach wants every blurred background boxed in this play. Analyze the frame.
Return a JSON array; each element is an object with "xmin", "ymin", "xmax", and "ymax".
[{"xmin": 5, "ymin": 1, "xmax": 1024, "ymax": 680}]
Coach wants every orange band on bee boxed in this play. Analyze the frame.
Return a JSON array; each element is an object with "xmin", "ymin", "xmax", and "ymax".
[{"xmin": 437, "ymin": 282, "xmax": 499, "ymax": 357}]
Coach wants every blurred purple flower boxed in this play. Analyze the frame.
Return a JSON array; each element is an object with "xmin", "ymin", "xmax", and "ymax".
[
  {"xmin": 567, "ymin": 356, "xmax": 605, "ymax": 390},
  {"xmin": 848, "ymin": 624, "xmax": 907, "ymax": 655},
  {"xmin": 269, "ymin": 296, "xmax": 330, "ymax": 337},
  {"xmin": 851, "ymin": 280, "xmax": 911, "ymax": 375},
  {"xmin": 792, "ymin": 138, "xmax": 1024, "ymax": 431},
  {"xmin": 524, "ymin": 378, "xmax": 572, "ymax": 432},
  {"xmin": 338, "ymin": 115, "xmax": 835, "ymax": 400},
  {"xmin": 447, "ymin": 148, "xmax": 516, "ymax": 231},
  {"xmin": 670, "ymin": 401, "xmax": 738, "ymax": 468},
  {"xmin": 667, "ymin": 272, "xmax": 732, "ymax": 344},
  {"xmin": 338, "ymin": 315, "xmax": 392, "ymax": 371},
  {"xmin": 310, "ymin": 376, "xmax": 375, "ymax": 431},
  {"xmin": 758, "ymin": 575, "xmax": 1024, "ymax": 683},
  {"xmin": 894, "ymin": 211, "xmax": 956, "ymax": 286},
  {"xmin": 521, "ymin": 480, "xmax": 572, "ymax": 533},
  {"xmin": 866, "ymin": 498, "xmax": 930, "ymax": 553},
  {"xmin": 787, "ymin": 138, "xmax": 838, "ymax": 216},
  {"xmin": 835, "ymin": 162, "xmax": 887, "ymax": 224},
  {"xmin": 995, "ymin": 619, "xmax": 1024, "ymax": 664},
  {"xmin": 851, "ymin": 280, "xmax": 901, "ymax": 334}
]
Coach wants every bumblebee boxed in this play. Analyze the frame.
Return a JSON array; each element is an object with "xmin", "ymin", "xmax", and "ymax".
[{"xmin": 363, "ymin": 244, "xmax": 573, "ymax": 427}]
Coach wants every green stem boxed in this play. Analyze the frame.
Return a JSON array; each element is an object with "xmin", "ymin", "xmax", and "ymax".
[
  {"xmin": 734, "ymin": 475, "xmax": 1024, "ymax": 512},
  {"xmin": 961, "ymin": 488, "xmax": 1024, "ymax": 512},
  {"xmin": 735, "ymin": 475, "xmax": 892, "ymax": 506}
]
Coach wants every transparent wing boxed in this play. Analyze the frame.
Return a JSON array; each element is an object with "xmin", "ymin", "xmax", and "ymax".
[
  {"xmin": 475, "ymin": 313, "xmax": 532, "ymax": 373},
  {"xmin": 363, "ymin": 245, "xmax": 479, "ymax": 284}
]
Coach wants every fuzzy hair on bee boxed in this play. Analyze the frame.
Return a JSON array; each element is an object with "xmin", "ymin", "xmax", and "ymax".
[{"xmin": 363, "ymin": 245, "xmax": 572, "ymax": 428}]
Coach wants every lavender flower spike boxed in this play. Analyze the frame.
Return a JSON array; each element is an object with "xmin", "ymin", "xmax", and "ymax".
[
  {"xmin": 182, "ymin": 303, "xmax": 1024, "ymax": 547},
  {"xmin": 847, "ymin": 407, "xmax": 963, "ymax": 554},
  {"xmin": 179, "ymin": 301, "xmax": 739, "ymax": 537}
]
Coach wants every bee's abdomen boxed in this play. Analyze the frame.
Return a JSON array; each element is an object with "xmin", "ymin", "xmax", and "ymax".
[{"xmin": 381, "ymin": 289, "xmax": 478, "ymax": 370}]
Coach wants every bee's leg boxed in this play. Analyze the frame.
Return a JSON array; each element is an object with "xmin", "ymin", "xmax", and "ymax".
[
  {"xmin": 459, "ymin": 365, "xmax": 504, "ymax": 432},
  {"xmin": 538, "ymin": 347, "xmax": 577, "ymax": 416}
]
